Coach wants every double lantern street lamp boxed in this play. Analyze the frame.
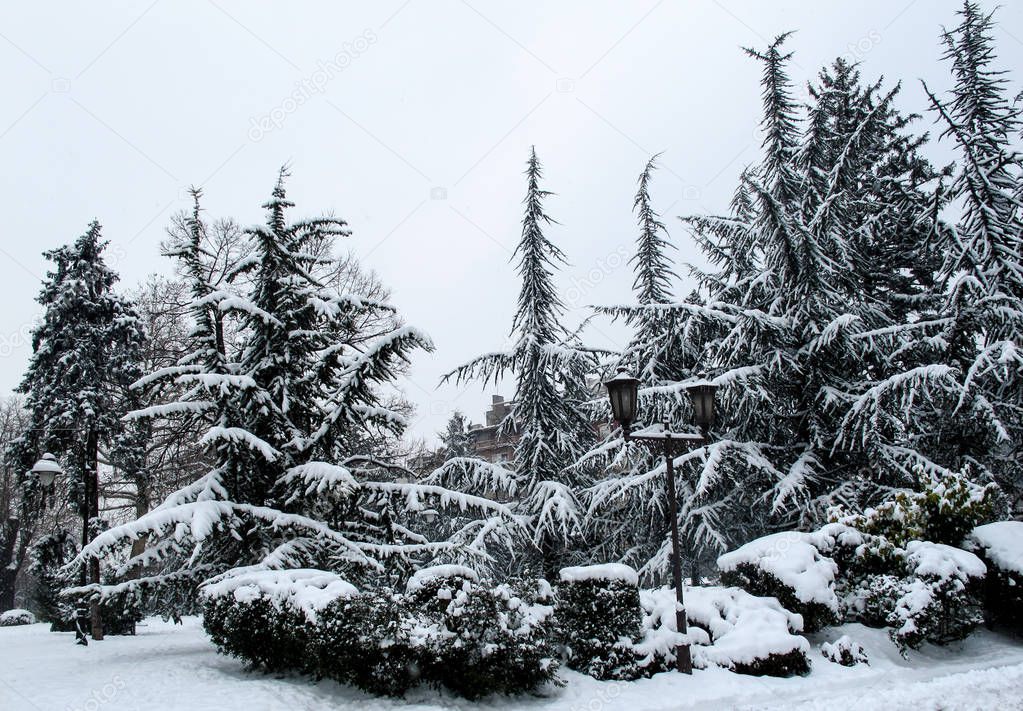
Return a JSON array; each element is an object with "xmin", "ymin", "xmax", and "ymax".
[
  {"xmin": 30, "ymin": 453, "xmax": 100, "ymax": 645},
  {"xmin": 604, "ymin": 371, "xmax": 718, "ymax": 676}
]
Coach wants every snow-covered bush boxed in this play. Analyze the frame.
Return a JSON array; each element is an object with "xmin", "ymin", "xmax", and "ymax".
[
  {"xmin": 312, "ymin": 590, "xmax": 418, "ymax": 696},
  {"xmin": 717, "ymin": 532, "xmax": 841, "ymax": 632},
  {"xmin": 203, "ymin": 566, "xmax": 558, "ymax": 699},
  {"xmin": 862, "ymin": 542, "xmax": 986, "ymax": 653},
  {"xmin": 0, "ymin": 609, "xmax": 36, "ymax": 627},
  {"xmin": 830, "ymin": 469, "xmax": 998, "ymax": 548},
  {"xmin": 201, "ymin": 569, "xmax": 355, "ymax": 674},
  {"xmin": 967, "ymin": 521, "xmax": 1023, "ymax": 630},
  {"xmin": 635, "ymin": 586, "xmax": 810, "ymax": 677},
  {"xmin": 555, "ymin": 564, "xmax": 643, "ymax": 680},
  {"xmin": 820, "ymin": 635, "xmax": 868, "ymax": 666},
  {"xmin": 718, "ymin": 515, "xmax": 989, "ymax": 654},
  {"xmin": 411, "ymin": 569, "xmax": 558, "ymax": 699}
]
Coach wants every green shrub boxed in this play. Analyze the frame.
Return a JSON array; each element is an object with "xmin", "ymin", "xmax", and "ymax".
[
  {"xmin": 202, "ymin": 593, "xmax": 310, "ymax": 673},
  {"xmin": 830, "ymin": 468, "xmax": 998, "ymax": 547},
  {"xmin": 719, "ymin": 562, "xmax": 839, "ymax": 633},
  {"xmin": 204, "ymin": 566, "xmax": 559, "ymax": 699},
  {"xmin": 967, "ymin": 521, "xmax": 1023, "ymax": 631},
  {"xmin": 555, "ymin": 565, "xmax": 643, "ymax": 681}
]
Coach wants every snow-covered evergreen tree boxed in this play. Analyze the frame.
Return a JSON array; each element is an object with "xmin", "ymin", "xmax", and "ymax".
[
  {"xmin": 583, "ymin": 35, "xmax": 964, "ymax": 580},
  {"xmin": 9, "ymin": 222, "xmax": 146, "ymax": 630},
  {"xmin": 74, "ymin": 173, "xmax": 520, "ymax": 609},
  {"xmin": 440, "ymin": 411, "xmax": 474, "ymax": 460},
  {"xmin": 445, "ymin": 149, "xmax": 599, "ymax": 578},
  {"xmin": 924, "ymin": 1, "xmax": 1023, "ymax": 513}
]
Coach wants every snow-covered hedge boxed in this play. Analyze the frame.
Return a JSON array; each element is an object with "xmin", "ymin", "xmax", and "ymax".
[
  {"xmin": 0, "ymin": 609, "xmax": 36, "ymax": 627},
  {"xmin": 201, "ymin": 569, "xmax": 348, "ymax": 674},
  {"xmin": 555, "ymin": 564, "xmax": 643, "ymax": 680},
  {"xmin": 967, "ymin": 521, "xmax": 1023, "ymax": 630},
  {"xmin": 202, "ymin": 566, "xmax": 558, "ymax": 699},
  {"xmin": 635, "ymin": 586, "xmax": 810, "ymax": 677}
]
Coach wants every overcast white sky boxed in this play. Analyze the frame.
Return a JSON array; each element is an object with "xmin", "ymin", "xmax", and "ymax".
[{"xmin": 1, "ymin": 0, "xmax": 1021, "ymax": 445}]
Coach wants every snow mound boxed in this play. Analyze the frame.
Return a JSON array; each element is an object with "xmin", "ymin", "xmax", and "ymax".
[
  {"xmin": 718, "ymin": 531, "xmax": 840, "ymax": 612},
  {"xmin": 559, "ymin": 563, "xmax": 639, "ymax": 586},
  {"xmin": 0, "ymin": 608, "xmax": 36, "ymax": 626},
  {"xmin": 968, "ymin": 521, "xmax": 1023, "ymax": 576},
  {"xmin": 200, "ymin": 568, "xmax": 357, "ymax": 622},
  {"xmin": 905, "ymin": 541, "xmax": 986, "ymax": 582},
  {"xmin": 636, "ymin": 586, "xmax": 809, "ymax": 674},
  {"xmin": 406, "ymin": 564, "xmax": 479, "ymax": 592}
]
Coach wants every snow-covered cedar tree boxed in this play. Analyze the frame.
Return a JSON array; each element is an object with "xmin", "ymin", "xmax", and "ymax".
[
  {"xmin": 635, "ymin": 586, "xmax": 810, "ymax": 677},
  {"xmin": 584, "ymin": 32, "xmax": 962, "ymax": 583},
  {"xmin": 8, "ymin": 221, "xmax": 145, "ymax": 634},
  {"xmin": 70, "ymin": 173, "xmax": 525, "ymax": 615},
  {"xmin": 444, "ymin": 148, "xmax": 601, "ymax": 579},
  {"xmin": 828, "ymin": 467, "xmax": 999, "ymax": 547},
  {"xmin": 555, "ymin": 564, "xmax": 643, "ymax": 680},
  {"xmin": 0, "ymin": 609, "xmax": 36, "ymax": 626},
  {"xmin": 579, "ymin": 156, "xmax": 718, "ymax": 584},
  {"xmin": 923, "ymin": 2, "xmax": 1023, "ymax": 516},
  {"xmin": 820, "ymin": 635, "xmax": 868, "ymax": 666},
  {"xmin": 967, "ymin": 521, "xmax": 1023, "ymax": 630}
]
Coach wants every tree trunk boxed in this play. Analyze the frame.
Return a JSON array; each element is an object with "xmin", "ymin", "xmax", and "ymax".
[
  {"xmin": 85, "ymin": 429, "xmax": 103, "ymax": 641},
  {"xmin": 0, "ymin": 517, "xmax": 22, "ymax": 612},
  {"xmin": 126, "ymin": 484, "xmax": 150, "ymax": 579}
]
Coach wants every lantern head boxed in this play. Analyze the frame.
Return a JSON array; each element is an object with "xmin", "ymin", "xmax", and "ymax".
[
  {"xmin": 686, "ymin": 380, "xmax": 718, "ymax": 431},
  {"xmin": 605, "ymin": 370, "xmax": 640, "ymax": 431}
]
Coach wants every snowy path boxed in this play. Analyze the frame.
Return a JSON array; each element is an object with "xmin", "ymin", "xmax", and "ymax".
[{"xmin": 1, "ymin": 618, "xmax": 1021, "ymax": 710}]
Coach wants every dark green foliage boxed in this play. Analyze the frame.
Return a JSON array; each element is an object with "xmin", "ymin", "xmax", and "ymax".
[
  {"xmin": 29, "ymin": 531, "xmax": 76, "ymax": 625},
  {"xmin": 969, "ymin": 546, "xmax": 1023, "ymax": 632},
  {"xmin": 555, "ymin": 577, "xmax": 642, "ymax": 680},
  {"xmin": 203, "ymin": 595, "xmax": 311, "ymax": 674},
  {"xmin": 312, "ymin": 592, "xmax": 420, "ymax": 697},
  {"xmin": 832, "ymin": 470, "xmax": 999, "ymax": 547},
  {"xmin": 732, "ymin": 648, "xmax": 811, "ymax": 677},
  {"xmin": 205, "ymin": 575, "xmax": 559, "ymax": 699},
  {"xmin": 719, "ymin": 563, "xmax": 839, "ymax": 633}
]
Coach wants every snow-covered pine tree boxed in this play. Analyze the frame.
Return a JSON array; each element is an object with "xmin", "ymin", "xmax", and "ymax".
[
  {"xmin": 74, "ymin": 173, "xmax": 521, "ymax": 610},
  {"xmin": 444, "ymin": 148, "xmax": 599, "ymax": 578},
  {"xmin": 585, "ymin": 36, "xmax": 958, "ymax": 580},
  {"xmin": 923, "ymin": 2, "xmax": 1023, "ymax": 514},
  {"xmin": 576, "ymin": 156, "xmax": 714, "ymax": 579},
  {"xmin": 9, "ymin": 221, "xmax": 146, "ymax": 632},
  {"xmin": 440, "ymin": 411, "xmax": 474, "ymax": 460}
]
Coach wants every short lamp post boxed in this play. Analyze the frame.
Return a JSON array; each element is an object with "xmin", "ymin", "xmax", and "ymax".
[
  {"xmin": 603, "ymin": 371, "xmax": 718, "ymax": 675},
  {"xmin": 30, "ymin": 453, "xmax": 100, "ymax": 645}
]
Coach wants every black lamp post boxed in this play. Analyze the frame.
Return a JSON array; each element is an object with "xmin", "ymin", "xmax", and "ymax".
[
  {"xmin": 604, "ymin": 370, "xmax": 718, "ymax": 675},
  {"xmin": 29, "ymin": 453, "xmax": 98, "ymax": 645}
]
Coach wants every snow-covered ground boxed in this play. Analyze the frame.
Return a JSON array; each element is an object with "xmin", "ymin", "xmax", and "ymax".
[{"xmin": 1, "ymin": 618, "xmax": 1022, "ymax": 711}]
